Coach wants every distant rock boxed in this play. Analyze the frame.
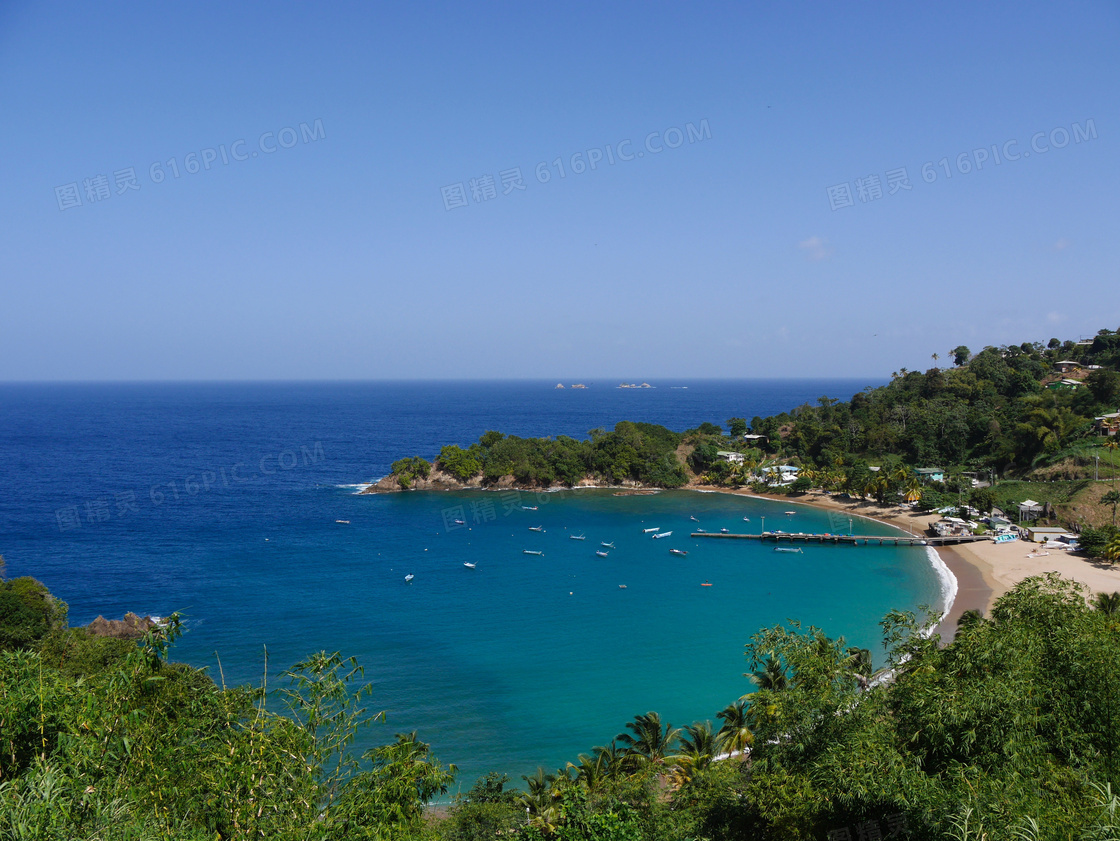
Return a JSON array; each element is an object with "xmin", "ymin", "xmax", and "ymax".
[
  {"xmin": 555, "ymin": 383, "xmax": 565, "ymax": 388},
  {"xmin": 86, "ymin": 612, "xmax": 160, "ymax": 639}
]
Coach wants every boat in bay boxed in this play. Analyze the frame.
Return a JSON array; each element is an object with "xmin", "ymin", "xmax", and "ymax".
[
  {"xmin": 652, "ymin": 531, "xmax": 672, "ymax": 539},
  {"xmin": 642, "ymin": 527, "xmax": 659, "ymax": 533},
  {"xmin": 595, "ymin": 550, "xmax": 609, "ymax": 557},
  {"xmin": 774, "ymin": 547, "xmax": 803, "ymax": 554},
  {"xmin": 523, "ymin": 549, "xmax": 543, "ymax": 556},
  {"xmin": 463, "ymin": 562, "xmax": 476, "ymax": 569},
  {"xmin": 600, "ymin": 542, "xmax": 615, "ymax": 549},
  {"xmin": 669, "ymin": 549, "xmax": 687, "ymax": 556},
  {"xmin": 529, "ymin": 526, "xmax": 545, "ymax": 532},
  {"xmin": 404, "ymin": 573, "xmax": 414, "ymax": 582},
  {"xmin": 570, "ymin": 534, "xmax": 585, "ymax": 541}
]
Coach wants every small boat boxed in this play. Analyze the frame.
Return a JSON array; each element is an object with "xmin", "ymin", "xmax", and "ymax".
[
  {"xmin": 720, "ymin": 528, "xmax": 730, "ymax": 533},
  {"xmin": 570, "ymin": 534, "xmax": 586, "ymax": 541},
  {"xmin": 523, "ymin": 549, "xmax": 543, "ymax": 556},
  {"xmin": 652, "ymin": 531, "xmax": 672, "ymax": 539},
  {"xmin": 600, "ymin": 542, "xmax": 615, "ymax": 549},
  {"xmin": 618, "ymin": 584, "xmax": 627, "ymax": 589},
  {"xmin": 669, "ymin": 549, "xmax": 687, "ymax": 556},
  {"xmin": 689, "ymin": 515, "xmax": 699, "ymax": 522},
  {"xmin": 595, "ymin": 550, "xmax": 609, "ymax": 557},
  {"xmin": 522, "ymin": 505, "xmax": 538, "ymax": 510},
  {"xmin": 785, "ymin": 511, "xmax": 796, "ymax": 515},
  {"xmin": 701, "ymin": 581, "xmax": 712, "ymax": 587},
  {"xmin": 453, "ymin": 519, "xmax": 466, "ymax": 526},
  {"xmin": 404, "ymin": 574, "xmax": 414, "ymax": 582},
  {"xmin": 742, "ymin": 517, "xmax": 750, "ymax": 522},
  {"xmin": 335, "ymin": 519, "xmax": 350, "ymax": 524},
  {"xmin": 774, "ymin": 547, "xmax": 803, "ymax": 554},
  {"xmin": 463, "ymin": 562, "xmax": 476, "ymax": 569},
  {"xmin": 642, "ymin": 527, "xmax": 660, "ymax": 533},
  {"xmin": 696, "ymin": 528, "xmax": 706, "ymax": 533},
  {"xmin": 529, "ymin": 526, "xmax": 545, "ymax": 532}
]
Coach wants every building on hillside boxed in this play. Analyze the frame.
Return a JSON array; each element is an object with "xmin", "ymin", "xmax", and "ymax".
[
  {"xmin": 740, "ymin": 433, "xmax": 768, "ymax": 445},
  {"xmin": 1018, "ymin": 499, "xmax": 1043, "ymax": 521},
  {"xmin": 1046, "ymin": 379, "xmax": 1083, "ymax": 391},
  {"xmin": 1054, "ymin": 360, "xmax": 1081, "ymax": 374},
  {"xmin": 913, "ymin": 467, "xmax": 945, "ymax": 484},
  {"xmin": 716, "ymin": 451, "xmax": 745, "ymax": 464},
  {"xmin": 1095, "ymin": 412, "xmax": 1120, "ymax": 436}
]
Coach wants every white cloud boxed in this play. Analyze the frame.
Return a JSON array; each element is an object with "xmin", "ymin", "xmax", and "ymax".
[
  {"xmin": 798, "ymin": 236, "xmax": 831, "ymax": 261},
  {"xmin": 1054, "ymin": 238, "xmax": 1071, "ymax": 251}
]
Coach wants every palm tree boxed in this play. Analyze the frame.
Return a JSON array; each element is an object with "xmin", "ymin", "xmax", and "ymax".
[
  {"xmin": 1104, "ymin": 439, "xmax": 1119, "ymax": 480},
  {"xmin": 1106, "ymin": 534, "xmax": 1120, "ymax": 565},
  {"xmin": 931, "ymin": 352, "xmax": 940, "ymax": 367},
  {"xmin": 616, "ymin": 711, "xmax": 680, "ymax": 767},
  {"xmin": 716, "ymin": 699, "xmax": 753, "ymax": 757},
  {"xmin": 750, "ymin": 653, "xmax": 788, "ymax": 691},
  {"xmin": 1092, "ymin": 592, "xmax": 1120, "ymax": 615},
  {"xmin": 519, "ymin": 768, "xmax": 563, "ymax": 834},
  {"xmin": 667, "ymin": 722, "xmax": 719, "ymax": 786},
  {"xmin": 1102, "ymin": 490, "xmax": 1120, "ymax": 527}
]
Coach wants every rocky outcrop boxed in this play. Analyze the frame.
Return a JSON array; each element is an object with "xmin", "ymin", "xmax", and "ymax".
[{"xmin": 86, "ymin": 612, "xmax": 160, "ymax": 639}]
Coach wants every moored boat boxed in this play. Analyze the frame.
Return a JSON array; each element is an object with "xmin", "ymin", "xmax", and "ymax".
[
  {"xmin": 595, "ymin": 550, "xmax": 609, "ymax": 557},
  {"xmin": 523, "ymin": 549, "xmax": 543, "ymax": 555},
  {"xmin": 642, "ymin": 527, "xmax": 659, "ymax": 533},
  {"xmin": 669, "ymin": 549, "xmax": 687, "ymax": 556},
  {"xmin": 570, "ymin": 534, "xmax": 585, "ymax": 541},
  {"xmin": 404, "ymin": 573, "xmax": 414, "ymax": 582},
  {"xmin": 652, "ymin": 531, "xmax": 672, "ymax": 539},
  {"xmin": 463, "ymin": 562, "xmax": 476, "ymax": 569}
]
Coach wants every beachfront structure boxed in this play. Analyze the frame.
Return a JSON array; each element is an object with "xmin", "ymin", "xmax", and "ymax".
[
  {"xmin": 1024, "ymin": 526, "xmax": 1070, "ymax": 543},
  {"xmin": 761, "ymin": 464, "xmax": 800, "ymax": 485},
  {"xmin": 913, "ymin": 467, "xmax": 945, "ymax": 484},
  {"xmin": 1018, "ymin": 499, "xmax": 1043, "ymax": 521}
]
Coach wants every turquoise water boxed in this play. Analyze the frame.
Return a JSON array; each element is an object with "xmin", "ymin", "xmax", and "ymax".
[
  {"xmin": 165, "ymin": 485, "xmax": 941, "ymax": 789},
  {"xmin": 0, "ymin": 380, "xmax": 945, "ymax": 790}
]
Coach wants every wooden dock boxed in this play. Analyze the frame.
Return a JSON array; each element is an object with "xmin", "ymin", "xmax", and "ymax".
[{"xmin": 690, "ymin": 532, "xmax": 992, "ymax": 547}]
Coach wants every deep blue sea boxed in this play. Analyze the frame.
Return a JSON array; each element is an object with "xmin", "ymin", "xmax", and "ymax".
[{"xmin": 0, "ymin": 379, "xmax": 947, "ymax": 792}]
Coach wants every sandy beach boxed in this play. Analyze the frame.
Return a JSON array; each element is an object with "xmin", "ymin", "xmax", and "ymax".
[{"xmin": 695, "ymin": 486, "xmax": 1120, "ymax": 642}]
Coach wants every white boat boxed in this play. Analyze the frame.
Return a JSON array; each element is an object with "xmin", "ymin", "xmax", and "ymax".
[
  {"xmin": 785, "ymin": 511, "xmax": 796, "ymax": 515},
  {"xmin": 742, "ymin": 517, "xmax": 750, "ymax": 522},
  {"xmin": 570, "ymin": 534, "xmax": 586, "ymax": 541},
  {"xmin": 404, "ymin": 573, "xmax": 415, "ymax": 582},
  {"xmin": 600, "ymin": 542, "xmax": 615, "ymax": 549},
  {"xmin": 669, "ymin": 549, "xmax": 687, "ymax": 556},
  {"xmin": 720, "ymin": 528, "xmax": 730, "ymax": 533},
  {"xmin": 463, "ymin": 562, "xmax": 476, "ymax": 569},
  {"xmin": 522, "ymin": 505, "xmax": 538, "ymax": 510},
  {"xmin": 523, "ymin": 549, "xmax": 543, "ymax": 556},
  {"xmin": 453, "ymin": 519, "xmax": 466, "ymax": 526},
  {"xmin": 652, "ymin": 531, "xmax": 672, "ymax": 539},
  {"xmin": 642, "ymin": 527, "xmax": 659, "ymax": 533},
  {"xmin": 595, "ymin": 550, "xmax": 609, "ymax": 557},
  {"xmin": 773, "ymin": 547, "xmax": 802, "ymax": 554},
  {"xmin": 335, "ymin": 519, "xmax": 350, "ymax": 524},
  {"xmin": 689, "ymin": 515, "xmax": 699, "ymax": 522},
  {"xmin": 529, "ymin": 526, "xmax": 545, "ymax": 532}
]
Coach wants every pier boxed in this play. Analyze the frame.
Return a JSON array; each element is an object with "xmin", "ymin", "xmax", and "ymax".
[{"xmin": 690, "ymin": 532, "xmax": 991, "ymax": 547}]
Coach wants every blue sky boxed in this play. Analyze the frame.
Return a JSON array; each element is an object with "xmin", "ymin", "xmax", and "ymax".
[{"xmin": 1, "ymin": 1, "xmax": 1117, "ymax": 380}]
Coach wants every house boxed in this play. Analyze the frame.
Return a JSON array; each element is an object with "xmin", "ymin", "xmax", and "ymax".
[
  {"xmin": 913, "ymin": 467, "xmax": 945, "ymax": 484},
  {"xmin": 716, "ymin": 450, "xmax": 745, "ymax": 465},
  {"xmin": 740, "ymin": 434, "xmax": 768, "ymax": 445},
  {"xmin": 1046, "ymin": 379, "xmax": 1082, "ymax": 391},
  {"xmin": 761, "ymin": 464, "xmax": 800, "ymax": 484},
  {"xmin": 1054, "ymin": 360, "xmax": 1081, "ymax": 374},
  {"xmin": 1024, "ymin": 526, "xmax": 1068, "ymax": 543},
  {"xmin": 1018, "ymin": 499, "xmax": 1043, "ymax": 521},
  {"xmin": 1095, "ymin": 412, "xmax": 1120, "ymax": 436}
]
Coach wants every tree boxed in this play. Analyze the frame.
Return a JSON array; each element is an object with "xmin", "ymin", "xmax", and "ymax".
[
  {"xmin": 1093, "ymin": 592, "xmax": 1120, "ymax": 615},
  {"xmin": 1106, "ymin": 534, "xmax": 1120, "ymax": 565},
  {"xmin": 715, "ymin": 700, "xmax": 753, "ymax": 757},
  {"xmin": 728, "ymin": 417, "xmax": 748, "ymax": 438},
  {"xmin": 1102, "ymin": 490, "xmax": 1120, "ymax": 527},
  {"xmin": 616, "ymin": 711, "xmax": 680, "ymax": 767},
  {"xmin": 750, "ymin": 653, "xmax": 788, "ymax": 691},
  {"xmin": 951, "ymin": 345, "xmax": 971, "ymax": 366},
  {"xmin": 1104, "ymin": 439, "xmax": 1119, "ymax": 480}
]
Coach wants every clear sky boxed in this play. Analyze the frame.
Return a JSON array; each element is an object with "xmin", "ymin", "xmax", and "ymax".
[{"xmin": 1, "ymin": 1, "xmax": 1117, "ymax": 381}]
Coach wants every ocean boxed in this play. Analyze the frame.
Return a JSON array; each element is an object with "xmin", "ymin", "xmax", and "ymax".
[{"xmin": 0, "ymin": 379, "xmax": 947, "ymax": 791}]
